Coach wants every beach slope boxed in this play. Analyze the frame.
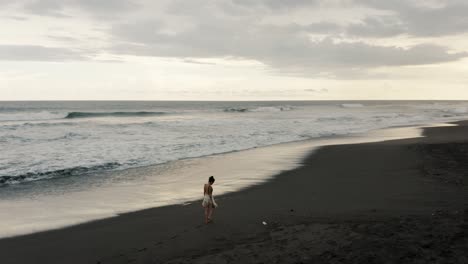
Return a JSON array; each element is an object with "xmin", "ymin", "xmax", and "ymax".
[{"xmin": 0, "ymin": 122, "xmax": 467, "ymax": 263}]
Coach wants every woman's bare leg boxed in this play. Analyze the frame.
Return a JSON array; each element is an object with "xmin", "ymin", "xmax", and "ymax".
[
  {"xmin": 204, "ymin": 207, "xmax": 209, "ymax": 224},
  {"xmin": 208, "ymin": 206, "xmax": 214, "ymax": 222}
]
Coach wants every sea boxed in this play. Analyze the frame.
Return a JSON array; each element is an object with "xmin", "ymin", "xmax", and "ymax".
[{"xmin": 0, "ymin": 100, "xmax": 468, "ymax": 237}]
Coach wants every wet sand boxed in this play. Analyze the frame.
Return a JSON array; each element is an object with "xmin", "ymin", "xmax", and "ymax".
[{"xmin": 0, "ymin": 122, "xmax": 467, "ymax": 264}]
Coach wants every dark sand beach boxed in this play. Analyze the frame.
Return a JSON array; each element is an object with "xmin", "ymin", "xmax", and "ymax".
[{"xmin": 1, "ymin": 122, "xmax": 467, "ymax": 264}]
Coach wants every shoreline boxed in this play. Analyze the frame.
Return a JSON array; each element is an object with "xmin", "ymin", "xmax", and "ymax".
[
  {"xmin": 0, "ymin": 121, "xmax": 467, "ymax": 263},
  {"xmin": 0, "ymin": 122, "xmax": 430, "ymax": 239}
]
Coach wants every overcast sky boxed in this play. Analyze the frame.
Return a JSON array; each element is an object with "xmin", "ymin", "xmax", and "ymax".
[{"xmin": 1, "ymin": 0, "xmax": 468, "ymax": 100}]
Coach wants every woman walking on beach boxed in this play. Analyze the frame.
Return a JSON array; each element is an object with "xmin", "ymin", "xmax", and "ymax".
[{"xmin": 202, "ymin": 176, "xmax": 217, "ymax": 224}]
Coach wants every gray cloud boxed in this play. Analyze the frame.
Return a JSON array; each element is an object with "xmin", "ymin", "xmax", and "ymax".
[
  {"xmin": 76, "ymin": 0, "xmax": 138, "ymax": 13},
  {"xmin": 24, "ymin": 0, "xmax": 69, "ymax": 17},
  {"xmin": 232, "ymin": 0, "xmax": 318, "ymax": 10},
  {"xmin": 346, "ymin": 17, "xmax": 407, "ymax": 37},
  {"xmin": 7, "ymin": 0, "xmax": 468, "ymax": 37},
  {"xmin": 17, "ymin": 0, "xmax": 140, "ymax": 18},
  {"xmin": 0, "ymin": 45, "xmax": 87, "ymax": 61},
  {"xmin": 4, "ymin": 0, "xmax": 468, "ymax": 78},
  {"xmin": 305, "ymin": 22, "xmax": 342, "ymax": 34},
  {"xmin": 111, "ymin": 17, "xmax": 467, "ymax": 77},
  {"xmin": 356, "ymin": 0, "xmax": 468, "ymax": 37},
  {"xmin": 298, "ymin": 41, "xmax": 466, "ymax": 67},
  {"xmin": 300, "ymin": 1, "xmax": 468, "ymax": 38}
]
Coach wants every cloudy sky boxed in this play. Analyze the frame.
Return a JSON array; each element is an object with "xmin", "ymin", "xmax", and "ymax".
[{"xmin": 1, "ymin": 0, "xmax": 468, "ymax": 100}]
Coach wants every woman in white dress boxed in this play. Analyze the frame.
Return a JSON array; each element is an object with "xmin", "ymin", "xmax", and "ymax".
[{"xmin": 202, "ymin": 176, "xmax": 217, "ymax": 224}]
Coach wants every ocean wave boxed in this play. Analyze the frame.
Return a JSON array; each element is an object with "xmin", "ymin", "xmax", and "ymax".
[
  {"xmin": 317, "ymin": 116, "xmax": 356, "ymax": 122},
  {"xmin": 224, "ymin": 106, "xmax": 293, "ymax": 113},
  {"xmin": 65, "ymin": 111, "xmax": 167, "ymax": 119},
  {"xmin": 0, "ymin": 121, "xmax": 76, "ymax": 131},
  {"xmin": 340, "ymin": 103, "xmax": 364, "ymax": 108},
  {"xmin": 445, "ymin": 107, "xmax": 468, "ymax": 115},
  {"xmin": 0, "ymin": 162, "xmax": 121, "ymax": 186},
  {"xmin": 224, "ymin": 107, "xmax": 249, "ymax": 112},
  {"xmin": 25, "ymin": 121, "xmax": 76, "ymax": 127},
  {"xmin": 0, "ymin": 135, "xmax": 32, "ymax": 143},
  {"xmin": 251, "ymin": 106, "xmax": 293, "ymax": 112},
  {"xmin": 52, "ymin": 132, "xmax": 88, "ymax": 141},
  {"xmin": 0, "ymin": 110, "xmax": 170, "ymax": 122},
  {"xmin": 0, "ymin": 111, "xmax": 64, "ymax": 122}
]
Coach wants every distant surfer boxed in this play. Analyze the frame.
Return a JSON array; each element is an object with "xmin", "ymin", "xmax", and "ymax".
[{"xmin": 202, "ymin": 176, "xmax": 217, "ymax": 224}]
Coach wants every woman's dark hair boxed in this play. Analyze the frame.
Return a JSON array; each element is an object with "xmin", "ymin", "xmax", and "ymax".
[{"xmin": 208, "ymin": 176, "xmax": 215, "ymax": 183}]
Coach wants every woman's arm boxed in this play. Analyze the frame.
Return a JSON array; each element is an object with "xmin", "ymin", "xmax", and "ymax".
[
  {"xmin": 209, "ymin": 186, "xmax": 217, "ymax": 208},
  {"xmin": 208, "ymin": 186, "xmax": 214, "ymax": 201}
]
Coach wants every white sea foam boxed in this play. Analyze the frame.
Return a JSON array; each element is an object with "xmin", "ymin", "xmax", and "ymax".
[
  {"xmin": 250, "ymin": 106, "xmax": 293, "ymax": 112},
  {"xmin": 1, "ymin": 101, "xmax": 468, "ymax": 185},
  {"xmin": 446, "ymin": 107, "xmax": 468, "ymax": 114},
  {"xmin": 224, "ymin": 105, "xmax": 293, "ymax": 112},
  {"xmin": 0, "ymin": 124, "xmax": 427, "ymax": 238},
  {"xmin": 1, "ymin": 100, "xmax": 468, "ymax": 238}
]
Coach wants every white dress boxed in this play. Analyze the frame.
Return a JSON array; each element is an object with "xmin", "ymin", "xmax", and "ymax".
[{"xmin": 202, "ymin": 186, "xmax": 218, "ymax": 208}]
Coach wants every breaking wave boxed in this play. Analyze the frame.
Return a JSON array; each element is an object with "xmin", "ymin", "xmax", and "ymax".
[
  {"xmin": 224, "ymin": 106, "xmax": 293, "ymax": 113},
  {"xmin": 65, "ymin": 111, "xmax": 167, "ymax": 119},
  {"xmin": 0, "ymin": 162, "xmax": 121, "ymax": 186},
  {"xmin": 340, "ymin": 103, "xmax": 364, "ymax": 108}
]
